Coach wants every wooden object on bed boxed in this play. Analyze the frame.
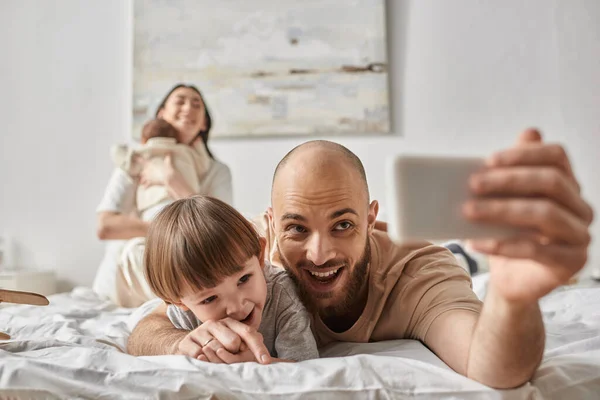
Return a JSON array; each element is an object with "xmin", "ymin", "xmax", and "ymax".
[{"xmin": 0, "ymin": 288, "xmax": 49, "ymax": 340}]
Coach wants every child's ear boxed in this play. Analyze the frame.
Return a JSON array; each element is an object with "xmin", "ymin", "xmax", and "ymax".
[
  {"xmin": 258, "ymin": 237, "xmax": 267, "ymax": 267},
  {"xmin": 172, "ymin": 301, "xmax": 189, "ymax": 311}
]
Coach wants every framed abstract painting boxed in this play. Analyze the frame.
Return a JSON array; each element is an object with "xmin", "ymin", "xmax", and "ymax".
[{"xmin": 133, "ymin": 0, "xmax": 390, "ymax": 139}]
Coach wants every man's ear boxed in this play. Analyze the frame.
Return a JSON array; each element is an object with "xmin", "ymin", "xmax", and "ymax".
[
  {"xmin": 156, "ymin": 108, "xmax": 164, "ymax": 119},
  {"xmin": 367, "ymin": 200, "xmax": 379, "ymax": 233},
  {"xmin": 258, "ymin": 236, "xmax": 267, "ymax": 267},
  {"xmin": 267, "ymin": 206, "xmax": 275, "ymax": 232}
]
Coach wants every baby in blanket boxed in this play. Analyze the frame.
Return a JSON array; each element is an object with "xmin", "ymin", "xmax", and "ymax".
[
  {"xmin": 111, "ymin": 119, "xmax": 212, "ymax": 221},
  {"xmin": 143, "ymin": 195, "xmax": 319, "ymax": 362}
]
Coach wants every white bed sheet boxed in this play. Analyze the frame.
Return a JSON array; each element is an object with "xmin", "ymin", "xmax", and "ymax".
[{"xmin": 0, "ymin": 275, "xmax": 599, "ymax": 399}]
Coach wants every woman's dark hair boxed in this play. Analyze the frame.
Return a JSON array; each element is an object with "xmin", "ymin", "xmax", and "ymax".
[{"xmin": 155, "ymin": 84, "xmax": 214, "ymax": 159}]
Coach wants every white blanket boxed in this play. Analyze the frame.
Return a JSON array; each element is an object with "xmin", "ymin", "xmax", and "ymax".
[{"xmin": 0, "ymin": 276, "xmax": 599, "ymax": 399}]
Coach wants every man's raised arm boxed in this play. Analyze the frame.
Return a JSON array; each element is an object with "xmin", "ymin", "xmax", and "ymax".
[
  {"xmin": 425, "ymin": 292, "xmax": 544, "ymax": 389},
  {"xmin": 426, "ymin": 129, "xmax": 593, "ymax": 388}
]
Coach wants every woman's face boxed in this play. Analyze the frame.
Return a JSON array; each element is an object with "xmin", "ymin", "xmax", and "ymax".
[{"xmin": 157, "ymin": 87, "xmax": 206, "ymax": 144}]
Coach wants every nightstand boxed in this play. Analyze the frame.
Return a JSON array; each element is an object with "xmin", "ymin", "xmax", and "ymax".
[{"xmin": 0, "ymin": 269, "xmax": 57, "ymax": 296}]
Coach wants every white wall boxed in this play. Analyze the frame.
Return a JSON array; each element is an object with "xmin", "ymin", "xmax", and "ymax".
[
  {"xmin": 1, "ymin": 0, "xmax": 599, "ymax": 289},
  {"xmin": 0, "ymin": 0, "xmax": 131, "ymax": 290}
]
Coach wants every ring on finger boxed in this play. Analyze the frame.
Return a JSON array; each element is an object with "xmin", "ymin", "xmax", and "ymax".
[{"xmin": 202, "ymin": 337, "xmax": 214, "ymax": 347}]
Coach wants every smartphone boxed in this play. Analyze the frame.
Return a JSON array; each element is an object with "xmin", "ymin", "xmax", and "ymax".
[{"xmin": 385, "ymin": 155, "xmax": 519, "ymax": 244}]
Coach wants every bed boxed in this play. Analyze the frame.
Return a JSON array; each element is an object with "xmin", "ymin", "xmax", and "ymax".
[{"xmin": 1, "ymin": 274, "xmax": 599, "ymax": 399}]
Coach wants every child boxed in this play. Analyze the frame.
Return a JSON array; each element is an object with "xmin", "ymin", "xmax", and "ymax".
[
  {"xmin": 111, "ymin": 119, "xmax": 212, "ymax": 221},
  {"xmin": 143, "ymin": 196, "xmax": 319, "ymax": 362}
]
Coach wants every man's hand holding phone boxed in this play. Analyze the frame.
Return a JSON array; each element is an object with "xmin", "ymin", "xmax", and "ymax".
[{"xmin": 386, "ymin": 128, "xmax": 593, "ymax": 301}]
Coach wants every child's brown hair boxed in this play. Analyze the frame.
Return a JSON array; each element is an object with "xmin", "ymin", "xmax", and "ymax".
[
  {"xmin": 141, "ymin": 119, "xmax": 178, "ymax": 144},
  {"xmin": 144, "ymin": 196, "xmax": 262, "ymax": 304}
]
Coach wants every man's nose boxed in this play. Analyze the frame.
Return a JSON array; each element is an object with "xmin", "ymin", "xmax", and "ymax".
[{"xmin": 305, "ymin": 233, "xmax": 336, "ymax": 266}]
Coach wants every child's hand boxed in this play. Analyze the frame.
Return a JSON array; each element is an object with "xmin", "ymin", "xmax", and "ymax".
[
  {"xmin": 204, "ymin": 345, "xmax": 295, "ymax": 364},
  {"xmin": 174, "ymin": 318, "xmax": 272, "ymax": 364},
  {"xmin": 200, "ymin": 341, "xmax": 258, "ymax": 364}
]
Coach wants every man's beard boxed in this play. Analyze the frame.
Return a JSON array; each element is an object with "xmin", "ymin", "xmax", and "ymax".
[{"xmin": 278, "ymin": 237, "xmax": 371, "ymax": 320}]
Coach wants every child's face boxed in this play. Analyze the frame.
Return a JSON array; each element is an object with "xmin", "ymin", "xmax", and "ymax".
[{"xmin": 178, "ymin": 256, "xmax": 268, "ymax": 330}]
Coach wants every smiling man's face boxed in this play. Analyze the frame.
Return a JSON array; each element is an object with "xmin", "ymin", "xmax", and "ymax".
[{"xmin": 269, "ymin": 143, "xmax": 378, "ymax": 322}]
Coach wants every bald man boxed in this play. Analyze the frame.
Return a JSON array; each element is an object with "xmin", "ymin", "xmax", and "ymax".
[{"xmin": 128, "ymin": 129, "xmax": 593, "ymax": 389}]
